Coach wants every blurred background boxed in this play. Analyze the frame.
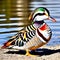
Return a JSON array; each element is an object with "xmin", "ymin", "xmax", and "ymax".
[{"xmin": 0, "ymin": 0, "xmax": 60, "ymax": 46}]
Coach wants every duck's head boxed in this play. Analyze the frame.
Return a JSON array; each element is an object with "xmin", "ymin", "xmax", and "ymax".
[{"xmin": 29, "ymin": 7, "xmax": 56, "ymax": 23}]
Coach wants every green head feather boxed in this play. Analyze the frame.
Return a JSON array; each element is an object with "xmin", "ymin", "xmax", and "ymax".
[{"xmin": 36, "ymin": 8, "xmax": 45, "ymax": 12}]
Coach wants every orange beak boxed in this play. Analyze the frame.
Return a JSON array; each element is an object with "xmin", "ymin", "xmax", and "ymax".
[{"xmin": 48, "ymin": 16, "xmax": 56, "ymax": 22}]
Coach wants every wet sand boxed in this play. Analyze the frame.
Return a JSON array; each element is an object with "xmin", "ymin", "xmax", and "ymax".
[{"xmin": 0, "ymin": 45, "xmax": 60, "ymax": 60}]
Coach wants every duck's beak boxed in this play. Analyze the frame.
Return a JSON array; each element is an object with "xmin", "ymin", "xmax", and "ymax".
[
  {"xmin": 48, "ymin": 16, "xmax": 56, "ymax": 22},
  {"xmin": 45, "ymin": 12, "xmax": 56, "ymax": 22}
]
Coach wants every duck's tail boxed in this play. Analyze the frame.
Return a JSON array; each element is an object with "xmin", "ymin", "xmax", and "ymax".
[{"xmin": 1, "ymin": 38, "xmax": 15, "ymax": 49}]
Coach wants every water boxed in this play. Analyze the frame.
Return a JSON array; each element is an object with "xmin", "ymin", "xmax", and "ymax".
[{"xmin": 0, "ymin": 0, "xmax": 60, "ymax": 46}]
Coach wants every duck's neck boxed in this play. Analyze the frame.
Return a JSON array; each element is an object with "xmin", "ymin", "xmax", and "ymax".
[{"xmin": 33, "ymin": 20, "xmax": 45, "ymax": 28}]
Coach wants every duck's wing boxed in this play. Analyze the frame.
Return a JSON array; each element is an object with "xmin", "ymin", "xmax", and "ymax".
[{"xmin": 1, "ymin": 25, "xmax": 36, "ymax": 49}]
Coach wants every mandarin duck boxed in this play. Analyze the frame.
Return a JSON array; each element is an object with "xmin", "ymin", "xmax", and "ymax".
[{"xmin": 1, "ymin": 7, "xmax": 56, "ymax": 56}]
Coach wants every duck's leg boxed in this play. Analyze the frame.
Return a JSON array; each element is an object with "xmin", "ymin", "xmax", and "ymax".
[
  {"xmin": 25, "ymin": 49, "xmax": 36, "ymax": 56},
  {"xmin": 25, "ymin": 49, "xmax": 30, "ymax": 56}
]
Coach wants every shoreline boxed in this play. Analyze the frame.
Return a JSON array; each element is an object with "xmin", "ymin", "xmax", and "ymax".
[{"xmin": 0, "ymin": 45, "xmax": 60, "ymax": 60}]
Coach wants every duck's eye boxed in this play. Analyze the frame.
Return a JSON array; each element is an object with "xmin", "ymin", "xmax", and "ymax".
[{"xmin": 43, "ymin": 13, "xmax": 45, "ymax": 15}]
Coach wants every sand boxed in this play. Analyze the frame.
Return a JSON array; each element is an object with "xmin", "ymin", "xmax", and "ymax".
[{"xmin": 0, "ymin": 45, "xmax": 60, "ymax": 60}]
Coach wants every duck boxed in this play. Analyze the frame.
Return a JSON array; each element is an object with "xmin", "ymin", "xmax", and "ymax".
[{"xmin": 1, "ymin": 7, "xmax": 56, "ymax": 56}]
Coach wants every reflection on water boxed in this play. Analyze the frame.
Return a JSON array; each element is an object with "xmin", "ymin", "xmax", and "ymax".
[{"xmin": 0, "ymin": 0, "xmax": 60, "ymax": 46}]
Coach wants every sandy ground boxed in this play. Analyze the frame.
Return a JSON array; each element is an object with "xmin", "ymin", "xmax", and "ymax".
[{"xmin": 0, "ymin": 45, "xmax": 60, "ymax": 60}]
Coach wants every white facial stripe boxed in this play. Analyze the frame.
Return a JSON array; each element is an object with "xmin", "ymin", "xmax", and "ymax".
[{"xmin": 34, "ymin": 15, "xmax": 48, "ymax": 21}]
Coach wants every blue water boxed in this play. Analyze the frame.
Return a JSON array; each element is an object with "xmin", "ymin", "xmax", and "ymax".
[{"xmin": 0, "ymin": 0, "xmax": 60, "ymax": 46}]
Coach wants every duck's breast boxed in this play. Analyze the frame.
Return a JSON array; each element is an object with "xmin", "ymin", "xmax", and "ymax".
[{"xmin": 36, "ymin": 23, "xmax": 52, "ymax": 43}]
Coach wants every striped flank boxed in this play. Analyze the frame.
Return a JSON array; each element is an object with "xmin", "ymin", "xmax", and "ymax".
[
  {"xmin": 26, "ymin": 25, "xmax": 36, "ymax": 32},
  {"xmin": 14, "ymin": 30, "xmax": 36, "ymax": 47}
]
